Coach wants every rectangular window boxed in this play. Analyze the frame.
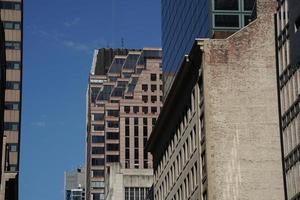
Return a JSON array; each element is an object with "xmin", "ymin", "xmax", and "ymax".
[
  {"xmin": 214, "ymin": 14, "xmax": 239, "ymax": 28},
  {"xmin": 93, "ymin": 124, "xmax": 104, "ymax": 131},
  {"xmin": 4, "ymin": 102, "xmax": 19, "ymax": 110},
  {"xmin": 151, "ymin": 85, "xmax": 157, "ymax": 92},
  {"xmin": 92, "ymin": 136, "xmax": 105, "ymax": 143},
  {"xmin": 133, "ymin": 106, "xmax": 139, "ymax": 113},
  {"xmin": 8, "ymin": 164, "xmax": 18, "ymax": 172},
  {"xmin": 151, "ymin": 96, "xmax": 157, "ymax": 103},
  {"xmin": 106, "ymin": 143, "xmax": 119, "ymax": 151},
  {"xmin": 3, "ymin": 21, "xmax": 21, "ymax": 30},
  {"xmin": 142, "ymin": 106, "xmax": 148, "ymax": 114},
  {"xmin": 214, "ymin": 0, "xmax": 238, "ymax": 10},
  {"xmin": 106, "ymin": 155, "xmax": 120, "ymax": 162},
  {"xmin": 142, "ymin": 95, "xmax": 148, "ymax": 103},
  {"xmin": 93, "ymin": 113, "xmax": 104, "ymax": 121},
  {"xmin": 92, "ymin": 147, "xmax": 105, "ymax": 154},
  {"xmin": 106, "ymin": 132, "xmax": 119, "ymax": 139},
  {"xmin": 5, "ymin": 41, "xmax": 21, "ymax": 50},
  {"xmin": 0, "ymin": 2, "xmax": 21, "ymax": 10},
  {"xmin": 124, "ymin": 106, "xmax": 130, "ymax": 113},
  {"xmin": 6, "ymin": 62, "xmax": 21, "ymax": 69},
  {"xmin": 107, "ymin": 121, "xmax": 119, "ymax": 128},
  {"xmin": 152, "ymin": 118, "xmax": 156, "ymax": 126},
  {"xmin": 91, "ymin": 181, "xmax": 105, "ymax": 189},
  {"xmin": 151, "ymin": 107, "xmax": 157, "ymax": 113},
  {"xmin": 142, "ymin": 84, "xmax": 148, "ymax": 91},
  {"xmin": 125, "ymin": 126, "xmax": 130, "ymax": 136},
  {"xmin": 6, "ymin": 81, "xmax": 20, "ymax": 90},
  {"xmin": 134, "ymin": 126, "xmax": 139, "ymax": 136},
  {"xmin": 107, "ymin": 110, "xmax": 119, "ymax": 117},
  {"xmin": 8, "ymin": 144, "xmax": 18, "ymax": 152},
  {"xmin": 134, "ymin": 117, "xmax": 139, "ymax": 125},
  {"xmin": 143, "ymin": 118, "xmax": 148, "ymax": 125},
  {"xmin": 92, "ymin": 158, "xmax": 104, "ymax": 166},
  {"xmin": 151, "ymin": 74, "xmax": 157, "ymax": 81},
  {"xmin": 92, "ymin": 170, "xmax": 105, "ymax": 177},
  {"xmin": 4, "ymin": 122, "xmax": 19, "ymax": 131}
]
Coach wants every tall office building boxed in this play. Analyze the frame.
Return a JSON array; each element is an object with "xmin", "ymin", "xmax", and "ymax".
[
  {"xmin": 65, "ymin": 167, "xmax": 86, "ymax": 200},
  {"xmin": 86, "ymin": 48, "xmax": 163, "ymax": 200},
  {"xmin": 147, "ymin": 0, "xmax": 285, "ymax": 199},
  {"xmin": 275, "ymin": 0, "xmax": 300, "ymax": 199},
  {"xmin": 162, "ymin": 0, "xmax": 256, "ymax": 94},
  {"xmin": 0, "ymin": 1, "xmax": 23, "ymax": 199}
]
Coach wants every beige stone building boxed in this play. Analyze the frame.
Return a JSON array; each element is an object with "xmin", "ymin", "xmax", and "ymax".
[
  {"xmin": 105, "ymin": 163, "xmax": 153, "ymax": 200},
  {"xmin": 0, "ymin": 1, "xmax": 22, "ymax": 200},
  {"xmin": 86, "ymin": 48, "xmax": 163, "ymax": 200},
  {"xmin": 147, "ymin": 0, "xmax": 285, "ymax": 199}
]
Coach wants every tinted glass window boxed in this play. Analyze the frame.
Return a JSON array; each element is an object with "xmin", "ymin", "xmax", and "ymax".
[
  {"xmin": 214, "ymin": 0, "xmax": 238, "ymax": 10},
  {"xmin": 215, "ymin": 15, "xmax": 239, "ymax": 27},
  {"xmin": 244, "ymin": 0, "xmax": 255, "ymax": 10}
]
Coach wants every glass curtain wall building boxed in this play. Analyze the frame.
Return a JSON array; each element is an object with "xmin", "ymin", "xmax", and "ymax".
[{"xmin": 162, "ymin": 0, "xmax": 255, "ymax": 95}]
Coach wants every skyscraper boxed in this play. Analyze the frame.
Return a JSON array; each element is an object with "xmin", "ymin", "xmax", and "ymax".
[
  {"xmin": 162, "ymin": 0, "xmax": 256, "ymax": 94},
  {"xmin": 86, "ymin": 48, "xmax": 163, "ymax": 200},
  {"xmin": 0, "ymin": 1, "xmax": 23, "ymax": 199},
  {"xmin": 275, "ymin": 0, "xmax": 300, "ymax": 199},
  {"xmin": 147, "ymin": 0, "xmax": 285, "ymax": 199}
]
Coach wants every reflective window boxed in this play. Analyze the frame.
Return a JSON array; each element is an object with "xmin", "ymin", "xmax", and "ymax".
[
  {"xmin": 6, "ymin": 81, "xmax": 20, "ymax": 90},
  {"xmin": 214, "ymin": 15, "xmax": 239, "ymax": 27},
  {"xmin": 244, "ymin": 0, "xmax": 255, "ymax": 10},
  {"xmin": 4, "ymin": 102, "xmax": 19, "ymax": 110},
  {"xmin": 214, "ymin": 0, "xmax": 239, "ymax": 10},
  {"xmin": 4, "ymin": 122, "xmax": 19, "ymax": 131}
]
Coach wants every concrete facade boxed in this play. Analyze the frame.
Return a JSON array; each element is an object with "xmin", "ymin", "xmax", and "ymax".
[
  {"xmin": 148, "ymin": 0, "xmax": 285, "ymax": 199},
  {"xmin": 86, "ymin": 48, "xmax": 162, "ymax": 200},
  {"xmin": 65, "ymin": 167, "xmax": 86, "ymax": 200},
  {"xmin": 105, "ymin": 163, "xmax": 152, "ymax": 200}
]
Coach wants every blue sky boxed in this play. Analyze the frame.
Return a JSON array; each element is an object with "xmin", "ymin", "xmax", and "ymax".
[{"xmin": 21, "ymin": 0, "xmax": 161, "ymax": 199}]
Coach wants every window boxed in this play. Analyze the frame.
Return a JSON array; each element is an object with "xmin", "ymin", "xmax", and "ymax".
[
  {"xmin": 214, "ymin": 0, "xmax": 238, "ymax": 10},
  {"xmin": 92, "ymin": 136, "xmax": 105, "ymax": 143},
  {"xmin": 6, "ymin": 81, "xmax": 20, "ymax": 90},
  {"xmin": 107, "ymin": 121, "xmax": 119, "ymax": 128},
  {"xmin": 151, "ymin": 74, "xmax": 157, "ymax": 81},
  {"xmin": 152, "ymin": 118, "xmax": 156, "ymax": 126},
  {"xmin": 214, "ymin": 14, "xmax": 239, "ymax": 27},
  {"xmin": 92, "ymin": 170, "xmax": 104, "ymax": 177},
  {"xmin": 243, "ymin": 0, "xmax": 255, "ymax": 10},
  {"xmin": 92, "ymin": 147, "xmax": 105, "ymax": 154},
  {"xmin": 4, "ymin": 102, "xmax": 19, "ymax": 110},
  {"xmin": 107, "ymin": 110, "xmax": 119, "ymax": 117},
  {"xmin": 142, "ymin": 95, "xmax": 148, "ymax": 103},
  {"xmin": 106, "ymin": 155, "xmax": 120, "ymax": 162},
  {"xmin": 91, "ymin": 181, "xmax": 105, "ymax": 189},
  {"xmin": 133, "ymin": 106, "xmax": 139, "ymax": 113},
  {"xmin": 0, "ymin": 2, "xmax": 21, "ymax": 10},
  {"xmin": 93, "ymin": 113, "xmax": 104, "ymax": 121},
  {"xmin": 5, "ymin": 41, "xmax": 21, "ymax": 50},
  {"xmin": 107, "ymin": 132, "xmax": 119, "ymax": 139},
  {"xmin": 6, "ymin": 62, "xmax": 21, "ymax": 69},
  {"xmin": 3, "ymin": 21, "xmax": 21, "ymax": 30},
  {"xmin": 92, "ymin": 158, "xmax": 104, "ymax": 166},
  {"xmin": 93, "ymin": 125, "xmax": 104, "ymax": 131},
  {"xmin": 8, "ymin": 164, "xmax": 17, "ymax": 172},
  {"xmin": 134, "ymin": 117, "xmax": 139, "ymax": 125},
  {"xmin": 106, "ymin": 143, "xmax": 119, "ymax": 151},
  {"xmin": 151, "ymin": 96, "xmax": 157, "ymax": 103},
  {"xmin": 124, "ymin": 106, "xmax": 130, "ymax": 113},
  {"xmin": 142, "ymin": 84, "xmax": 148, "ymax": 91},
  {"xmin": 8, "ymin": 144, "xmax": 17, "ymax": 152},
  {"xmin": 151, "ymin": 107, "xmax": 157, "ymax": 113},
  {"xmin": 4, "ymin": 122, "xmax": 19, "ymax": 131},
  {"xmin": 143, "ymin": 118, "xmax": 148, "ymax": 125},
  {"xmin": 151, "ymin": 85, "xmax": 157, "ymax": 92},
  {"xmin": 125, "ymin": 118, "xmax": 130, "ymax": 125},
  {"xmin": 142, "ymin": 106, "xmax": 148, "ymax": 114},
  {"xmin": 125, "ymin": 126, "xmax": 130, "ymax": 136}
]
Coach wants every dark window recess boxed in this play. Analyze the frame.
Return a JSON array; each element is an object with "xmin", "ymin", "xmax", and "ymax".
[
  {"xmin": 134, "ymin": 149, "xmax": 139, "ymax": 160},
  {"xmin": 144, "ymin": 161, "xmax": 148, "ymax": 169},
  {"xmin": 214, "ymin": 0, "xmax": 238, "ymax": 10},
  {"xmin": 92, "ymin": 158, "xmax": 105, "ymax": 166},
  {"xmin": 160, "ymin": 85, "xmax": 163, "ymax": 91},
  {"xmin": 107, "ymin": 121, "xmax": 119, "ymax": 128},
  {"xmin": 107, "ymin": 110, "xmax": 119, "ymax": 117},
  {"xmin": 244, "ymin": 0, "xmax": 255, "ymax": 10},
  {"xmin": 151, "ymin": 107, "xmax": 157, "ymax": 113},
  {"xmin": 124, "ymin": 106, "xmax": 130, "ymax": 113},
  {"xmin": 0, "ymin": 2, "xmax": 21, "ymax": 10},
  {"xmin": 4, "ymin": 122, "xmax": 19, "ymax": 131},
  {"xmin": 106, "ymin": 155, "xmax": 120, "ymax": 162},
  {"xmin": 92, "ymin": 136, "xmax": 105, "ymax": 143},
  {"xmin": 107, "ymin": 144, "xmax": 119, "ymax": 151},
  {"xmin": 5, "ymin": 41, "xmax": 21, "ymax": 50},
  {"xmin": 152, "ymin": 118, "xmax": 156, "ymax": 126},
  {"xmin": 125, "ymin": 126, "xmax": 130, "ymax": 136},
  {"xmin": 93, "ymin": 125, "xmax": 104, "ymax": 131},
  {"xmin": 150, "ymin": 74, "xmax": 157, "ymax": 81},
  {"xmin": 160, "ymin": 96, "xmax": 163, "ymax": 102},
  {"xmin": 159, "ymin": 74, "xmax": 163, "ymax": 80},
  {"xmin": 134, "ymin": 138, "xmax": 139, "ymax": 147},
  {"xmin": 134, "ymin": 126, "xmax": 139, "ymax": 136},
  {"xmin": 151, "ymin": 85, "xmax": 157, "ymax": 92},
  {"xmin": 93, "ymin": 170, "xmax": 105, "ymax": 177},
  {"xmin": 3, "ymin": 21, "xmax": 21, "ymax": 30},
  {"xmin": 142, "ymin": 84, "xmax": 148, "ymax": 91},
  {"xmin": 295, "ymin": 15, "xmax": 300, "ymax": 32},
  {"xmin": 142, "ymin": 107, "xmax": 148, "ymax": 114},
  {"xmin": 125, "ymin": 138, "xmax": 130, "ymax": 147},
  {"xmin": 4, "ymin": 102, "xmax": 19, "ymax": 110},
  {"xmin": 133, "ymin": 106, "xmax": 139, "ymax": 113},
  {"xmin": 142, "ymin": 95, "xmax": 148, "ymax": 103},
  {"xmin": 125, "ymin": 149, "xmax": 130, "ymax": 159},
  {"xmin": 125, "ymin": 118, "xmax": 130, "ymax": 125},
  {"xmin": 93, "ymin": 113, "xmax": 104, "ymax": 121},
  {"xmin": 92, "ymin": 147, "xmax": 105, "ymax": 154},
  {"xmin": 8, "ymin": 144, "xmax": 17, "ymax": 152},
  {"xmin": 6, "ymin": 62, "xmax": 21, "ymax": 69},
  {"xmin": 214, "ymin": 15, "xmax": 239, "ymax": 27},
  {"xmin": 143, "ymin": 127, "xmax": 148, "ymax": 137},
  {"xmin": 244, "ymin": 15, "xmax": 252, "ymax": 26},
  {"xmin": 151, "ymin": 96, "xmax": 157, "ymax": 103},
  {"xmin": 6, "ymin": 81, "xmax": 20, "ymax": 90},
  {"xmin": 143, "ymin": 118, "xmax": 148, "ymax": 125},
  {"xmin": 144, "ymin": 149, "xmax": 148, "ymax": 160},
  {"xmin": 134, "ymin": 117, "xmax": 139, "ymax": 125},
  {"xmin": 107, "ymin": 132, "xmax": 119, "ymax": 139}
]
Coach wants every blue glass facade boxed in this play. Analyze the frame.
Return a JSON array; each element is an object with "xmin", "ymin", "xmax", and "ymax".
[
  {"xmin": 161, "ymin": 0, "xmax": 255, "ymax": 95},
  {"xmin": 162, "ymin": 0, "xmax": 210, "ymax": 94}
]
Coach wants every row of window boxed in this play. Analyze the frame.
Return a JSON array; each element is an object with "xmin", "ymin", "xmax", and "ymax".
[
  {"xmin": 3, "ymin": 21, "xmax": 21, "ymax": 30},
  {"xmin": 92, "ymin": 170, "xmax": 104, "ymax": 178},
  {"xmin": 0, "ymin": 1, "xmax": 21, "ymax": 10},
  {"xmin": 4, "ymin": 122, "xmax": 19, "ymax": 131},
  {"xmin": 142, "ymin": 95, "xmax": 163, "ymax": 103},
  {"xmin": 5, "ymin": 41, "xmax": 21, "ymax": 50},
  {"xmin": 91, "ymin": 181, "xmax": 105, "ymax": 189},
  {"xmin": 4, "ymin": 102, "xmax": 20, "ymax": 110},
  {"xmin": 6, "ymin": 81, "xmax": 20, "ymax": 90},
  {"xmin": 124, "ymin": 106, "xmax": 160, "ymax": 114},
  {"xmin": 7, "ymin": 61, "xmax": 21, "ymax": 70},
  {"xmin": 125, "ymin": 187, "xmax": 150, "ymax": 200},
  {"xmin": 91, "ymin": 193, "xmax": 105, "ymax": 200},
  {"xmin": 7, "ymin": 143, "xmax": 18, "ymax": 152},
  {"xmin": 141, "ymin": 84, "xmax": 163, "ymax": 92}
]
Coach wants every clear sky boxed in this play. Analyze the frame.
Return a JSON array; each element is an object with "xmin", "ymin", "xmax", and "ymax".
[{"xmin": 21, "ymin": 0, "xmax": 161, "ymax": 199}]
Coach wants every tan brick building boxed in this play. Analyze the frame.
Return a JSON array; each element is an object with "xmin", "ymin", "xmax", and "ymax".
[
  {"xmin": 86, "ymin": 48, "xmax": 163, "ymax": 200},
  {"xmin": 147, "ymin": 0, "xmax": 285, "ymax": 199}
]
